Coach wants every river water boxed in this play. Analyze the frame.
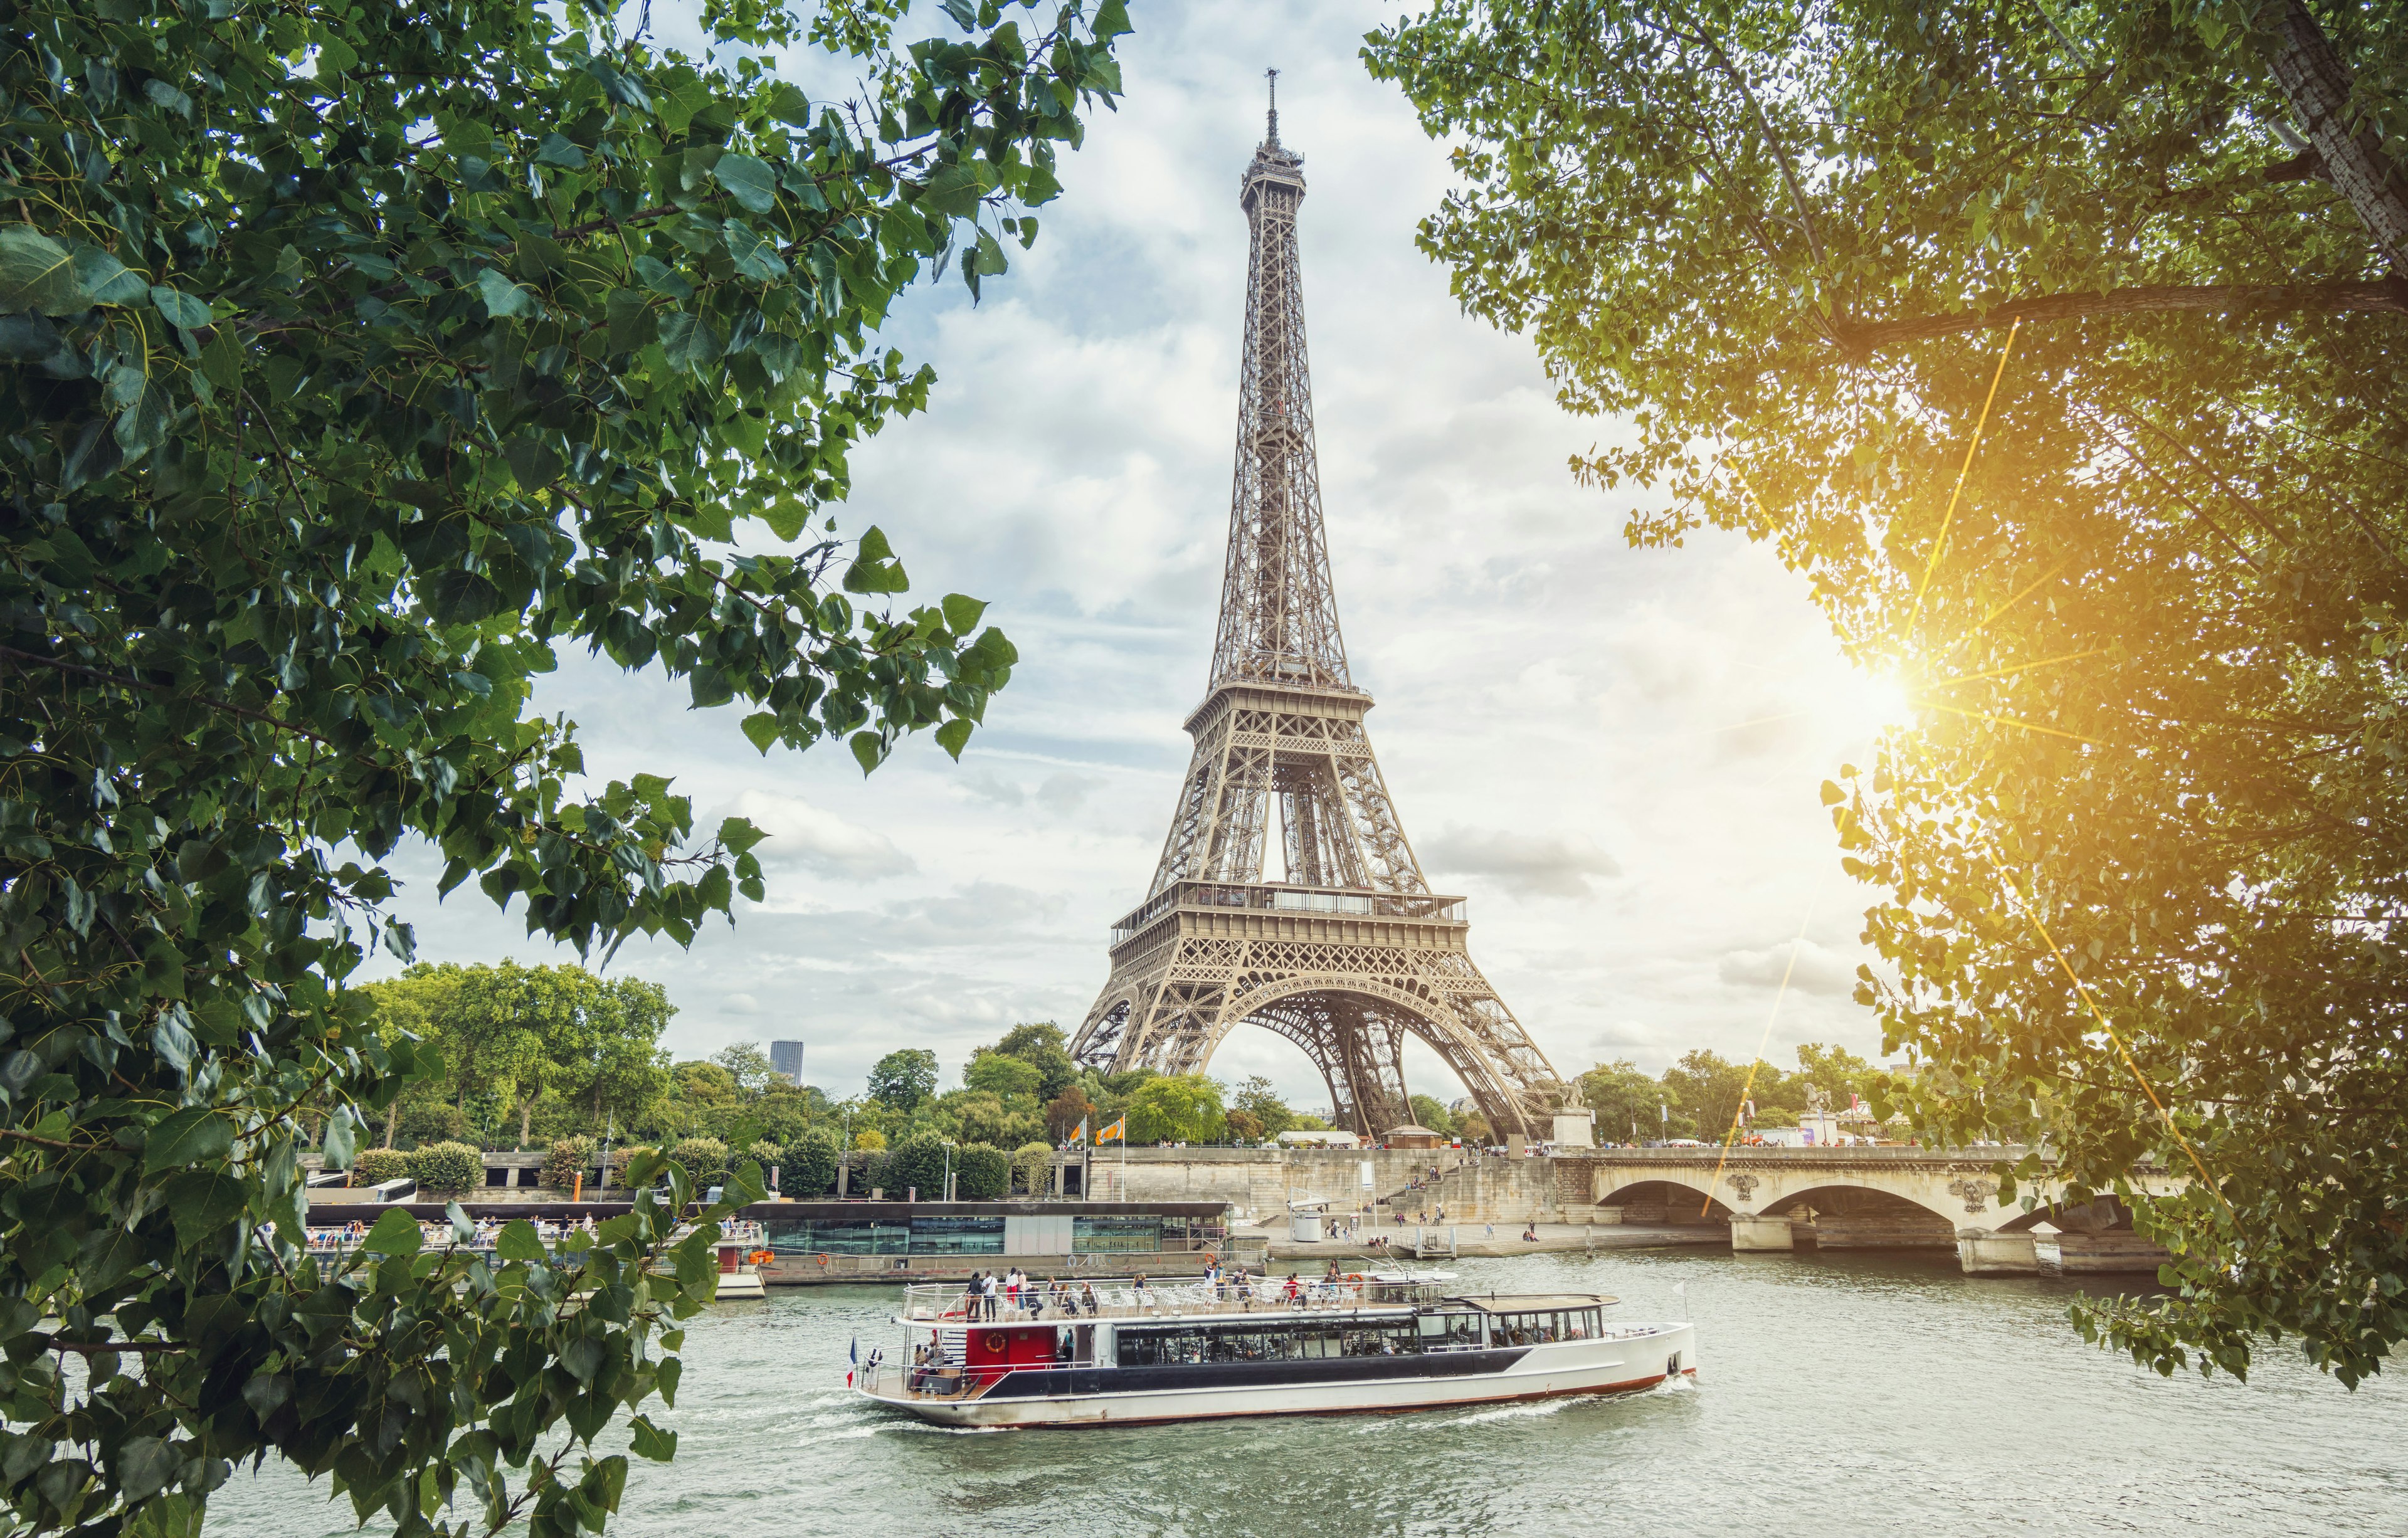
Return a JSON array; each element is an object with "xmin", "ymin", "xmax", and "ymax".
[{"xmin": 222, "ymin": 1248, "xmax": 2405, "ymax": 1536}]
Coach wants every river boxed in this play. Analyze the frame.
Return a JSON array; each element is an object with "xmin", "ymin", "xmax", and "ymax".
[{"xmin": 221, "ymin": 1248, "xmax": 2405, "ymax": 1536}]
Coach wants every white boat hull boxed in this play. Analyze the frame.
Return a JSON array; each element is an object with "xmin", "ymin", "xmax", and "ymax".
[{"xmin": 858, "ymin": 1324, "xmax": 1696, "ymax": 1428}]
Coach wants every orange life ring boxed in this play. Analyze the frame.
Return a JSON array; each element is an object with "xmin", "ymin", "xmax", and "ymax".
[
  {"xmin": 983, "ymin": 1334, "xmax": 1006, "ymax": 1356},
  {"xmin": 816, "ymin": 1253, "xmax": 829, "ymax": 1267},
  {"xmin": 749, "ymin": 1250, "xmax": 773, "ymax": 1265}
]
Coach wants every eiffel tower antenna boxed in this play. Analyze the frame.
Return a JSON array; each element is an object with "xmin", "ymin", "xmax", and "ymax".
[{"xmin": 1072, "ymin": 97, "xmax": 1568, "ymax": 1141}]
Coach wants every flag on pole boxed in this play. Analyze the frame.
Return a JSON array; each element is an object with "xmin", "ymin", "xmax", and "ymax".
[
  {"xmin": 847, "ymin": 1335, "xmax": 857, "ymax": 1388},
  {"xmin": 1068, "ymin": 1117, "xmax": 1087, "ymax": 1147},
  {"xmin": 1097, "ymin": 1116, "xmax": 1126, "ymax": 1145}
]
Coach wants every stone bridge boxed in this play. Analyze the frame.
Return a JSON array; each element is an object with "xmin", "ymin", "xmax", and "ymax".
[{"xmin": 1573, "ymin": 1147, "xmax": 2182, "ymax": 1275}]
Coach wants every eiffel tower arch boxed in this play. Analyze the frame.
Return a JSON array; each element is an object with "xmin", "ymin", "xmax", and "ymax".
[{"xmin": 1072, "ymin": 80, "xmax": 1570, "ymax": 1141}]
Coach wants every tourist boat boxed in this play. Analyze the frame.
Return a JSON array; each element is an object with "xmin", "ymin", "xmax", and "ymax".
[{"xmin": 852, "ymin": 1272, "xmax": 1696, "ymax": 1427}]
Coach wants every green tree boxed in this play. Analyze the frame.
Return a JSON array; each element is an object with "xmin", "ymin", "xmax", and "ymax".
[
  {"xmin": 1407, "ymin": 1094, "xmax": 1455, "ymax": 1136},
  {"xmin": 712, "ymin": 1041, "xmax": 776, "ymax": 1094},
  {"xmin": 991, "ymin": 1021, "xmax": 1078, "ymax": 1102},
  {"xmin": 1124, "ymin": 1074, "xmax": 1227, "ymax": 1144},
  {"xmin": 1231, "ymin": 1075, "xmax": 1299, "ymax": 1139},
  {"xmin": 1661, "ymin": 1051, "xmax": 1786, "ymax": 1142},
  {"xmin": 1578, "ymin": 1060, "xmax": 1667, "ymax": 1145},
  {"xmin": 868, "ymin": 1048, "xmax": 940, "ymax": 1112},
  {"xmin": 964, "ymin": 1048, "xmax": 1044, "ymax": 1100},
  {"xmin": 0, "ymin": 0, "xmax": 1129, "ymax": 1527},
  {"xmin": 1369, "ymin": 0, "xmax": 2408, "ymax": 1383}
]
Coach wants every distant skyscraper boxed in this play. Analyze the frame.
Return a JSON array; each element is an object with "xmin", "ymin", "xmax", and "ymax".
[{"xmin": 769, "ymin": 1040, "xmax": 805, "ymax": 1085}]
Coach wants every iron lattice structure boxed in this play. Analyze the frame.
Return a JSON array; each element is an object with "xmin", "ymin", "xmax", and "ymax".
[{"xmin": 1072, "ymin": 88, "xmax": 1568, "ymax": 1140}]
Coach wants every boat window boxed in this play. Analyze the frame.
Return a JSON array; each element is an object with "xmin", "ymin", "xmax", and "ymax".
[
  {"xmin": 1073, "ymin": 1216, "xmax": 1163, "ymax": 1254},
  {"xmin": 1418, "ymin": 1312, "xmax": 1484, "ymax": 1349}
]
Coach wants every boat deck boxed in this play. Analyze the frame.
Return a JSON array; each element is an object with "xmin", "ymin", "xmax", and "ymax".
[{"xmin": 896, "ymin": 1275, "xmax": 1435, "ymax": 1326}]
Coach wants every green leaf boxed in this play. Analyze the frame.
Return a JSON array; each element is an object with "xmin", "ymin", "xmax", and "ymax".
[
  {"xmin": 321, "ymin": 1106, "xmax": 357, "ymax": 1171},
  {"xmin": 1094, "ymin": 0, "xmax": 1133, "ymax": 36},
  {"xmin": 0, "ymin": 228, "xmax": 85, "ymax": 314},
  {"xmin": 941, "ymin": 594, "xmax": 988, "ymax": 634},
  {"xmin": 754, "ymin": 497, "xmax": 810, "ymax": 542},
  {"xmin": 712, "ymin": 154, "xmax": 779, "ymax": 214},
  {"xmin": 165, "ymin": 1171, "xmax": 248, "ymax": 1247},
  {"xmin": 916, "ymin": 162, "xmax": 986, "ymax": 219},
  {"xmin": 73, "ymin": 247, "xmax": 148, "ymax": 305},
  {"xmin": 740, "ymin": 712, "xmax": 781, "ymax": 754},
  {"xmin": 423, "ymin": 569, "xmax": 503, "ymax": 624},
  {"xmin": 849, "ymin": 730, "xmax": 884, "ymax": 775},
  {"xmin": 628, "ymin": 1414, "xmax": 677, "ymax": 1462},
  {"xmin": 722, "ymin": 223, "xmax": 788, "ymax": 282},
  {"xmin": 477, "ymin": 266, "xmax": 538, "ymax": 319},
  {"xmin": 535, "ymin": 132, "xmax": 588, "ymax": 169},
  {"xmin": 144, "ymin": 1108, "xmax": 231, "ymax": 1172},
  {"xmin": 360, "ymin": 1206, "xmax": 424, "ymax": 1256},
  {"xmin": 148, "ymin": 285, "xmax": 213, "ymax": 329},
  {"xmin": 504, "ymin": 435, "xmax": 563, "ymax": 489},
  {"xmin": 934, "ymin": 718, "xmax": 973, "ymax": 760},
  {"xmin": 115, "ymin": 1437, "xmax": 177, "ymax": 1504},
  {"xmin": 658, "ymin": 312, "xmax": 723, "ymax": 371},
  {"xmin": 495, "ymin": 1218, "xmax": 547, "ymax": 1261}
]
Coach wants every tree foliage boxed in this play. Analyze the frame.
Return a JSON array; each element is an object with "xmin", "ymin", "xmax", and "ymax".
[
  {"xmin": 1368, "ymin": 0, "xmax": 2407, "ymax": 1383},
  {"xmin": 406, "ymin": 1140, "xmax": 485, "ymax": 1197},
  {"xmin": 1122, "ymin": 1073, "xmax": 1225, "ymax": 1144},
  {"xmin": 778, "ymin": 1126, "xmax": 840, "ymax": 1196},
  {"xmin": 866, "ymin": 1048, "xmax": 938, "ymax": 1112},
  {"xmin": 952, "ymin": 1140, "xmax": 1007, "ymax": 1201},
  {"xmin": 0, "ymin": 0, "xmax": 1129, "ymax": 1526}
]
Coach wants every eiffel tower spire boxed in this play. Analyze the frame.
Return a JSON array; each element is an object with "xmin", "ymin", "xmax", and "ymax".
[{"xmin": 1070, "ymin": 95, "xmax": 1568, "ymax": 1142}]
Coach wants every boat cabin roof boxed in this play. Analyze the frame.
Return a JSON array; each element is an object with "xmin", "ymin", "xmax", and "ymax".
[{"xmin": 1452, "ymin": 1292, "xmax": 1617, "ymax": 1312}]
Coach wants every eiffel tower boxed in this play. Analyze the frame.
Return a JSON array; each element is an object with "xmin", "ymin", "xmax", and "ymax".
[{"xmin": 1070, "ymin": 78, "xmax": 1568, "ymax": 1140}]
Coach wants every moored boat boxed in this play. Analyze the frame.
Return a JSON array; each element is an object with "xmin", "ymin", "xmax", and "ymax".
[{"xmin": 852, "ymin": 1271, "xmax": 1695, "ymax": 1428}]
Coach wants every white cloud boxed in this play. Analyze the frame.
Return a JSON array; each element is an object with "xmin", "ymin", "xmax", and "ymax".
[
  {"xmin": 722, "ymin": 790, "xmax": 916, "ymax": 882},
  {"xmin": 1420, "ymin": 828, "xmax": 1622, "ymax": 900},
  {"xmin": 1718, "ymin": 939, "xmax": 1861, "ymax": 998}
]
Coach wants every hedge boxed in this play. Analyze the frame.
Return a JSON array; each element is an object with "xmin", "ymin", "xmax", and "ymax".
[
  {"xmin": 879, "ymin": 1133, "xmax": 948, "ymax": 1201},
  {"xmin": 351, "ymin": 1149, "xmax": 410, "ymax": 1188},
  {"xmin": 541, "ymin": 1136, "xmax": 596, "ymax": 1191},
  {"xmin": 407, "ymin": 1141, "xmax": 483, "ymax": 1196},
  {"xmin": 669, "ymin": 1137, "xmax": 729, "ymax": 1184},
  {"xmin": 954, "ymin": 1143, "xmax": 1009, "ymax": 1201},
  {"xmin": 780, "ymin": 1129, "xmax": 841, "ymax": 1196}
]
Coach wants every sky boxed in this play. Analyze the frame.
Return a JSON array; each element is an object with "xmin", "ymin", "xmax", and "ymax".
[{"xmin": 371, "ymin": 2, "xmax": 1911, "ymax": 1117}]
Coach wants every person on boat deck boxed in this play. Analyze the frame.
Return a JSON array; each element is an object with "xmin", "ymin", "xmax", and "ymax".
[
  {"xmin": 1133, "ymin": 1273, "xmax": 1153, "ymax": 1308},
  {"xmin": 1080, "ymin": 1280, "xmax": 1099, "ymax": 1315},
  {"xmin": 1284, "ymin": 1273, "xmax": 1302, "ymax": 1302}
]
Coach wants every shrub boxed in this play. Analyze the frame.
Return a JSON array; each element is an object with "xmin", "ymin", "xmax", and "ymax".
[
  {"xmin": 397, "ymin": 1102, "xmax": 470, "ymax": 1149},
  {"xmin": 351, "ymin": 1149, "xmax": 411, "ymax": 1188},
  {"xmin": 670, "ymin": 1137, "xmax": 729, "ymax": 1185},
  {"xmin": 407, "ymin": 1141, "xmax": 485, "ymax": 1196},
  {"xmin": 742, "ymin": 1140, "xmax": 783, "ymax": 1171},
  {"xmin": 1013, "ymin": 1141, "xmax": 1054, "ymax": 1196},
  {"xmin": 880, "ymin": 1132, "xmax": 948, "ymax": 1201},
  {"xmin": 542, "ymin": 1136, "xmax": 597, "ymax": 1191},
  {"xmin": 780, "ymin": 1129, "xmax": 842, "ymax": 1197},
  {"xmin": 954, "ymin": 1142, "xmax": 1009, "ymax": 1201},
  {"xmin": 608, "ymin": 1145, "xmax": 657, "ymax": 1181},
  {"xmin": 853, "ymin": 1127, "xmax": 887, "ymax": 1152}
]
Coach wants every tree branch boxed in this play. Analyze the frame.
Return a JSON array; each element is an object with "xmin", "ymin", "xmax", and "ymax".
[
  {"xmin": 0, "ymin": 645, "xmax": 340, "ymax": 749},
  {"xmin": 1828, "ymin": 278, "xmax": 2408, "ymax": 352}
]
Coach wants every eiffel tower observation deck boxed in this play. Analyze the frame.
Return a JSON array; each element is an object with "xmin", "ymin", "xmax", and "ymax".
[{"xmin": 1072, "ymin": 79, "xmax": 1570, "ymax": 1141}]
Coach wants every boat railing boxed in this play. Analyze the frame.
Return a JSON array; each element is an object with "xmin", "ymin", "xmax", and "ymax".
[{"xmin": 895, "ymin": 1275, "xmax": 1442, "ymax": 1324}]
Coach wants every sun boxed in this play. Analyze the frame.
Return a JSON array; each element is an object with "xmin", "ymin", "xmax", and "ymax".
[{"xmin": 1838, "ymin": 668, "xmax": 1917, "ymax": 739}]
